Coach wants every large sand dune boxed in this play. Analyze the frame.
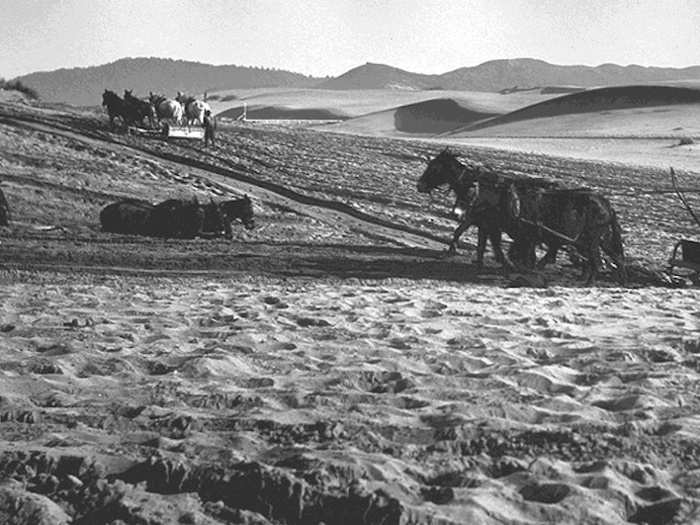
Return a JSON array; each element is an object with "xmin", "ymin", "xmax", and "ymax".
[
  {"xmin": 319, "ymin": 85, "xmax": 700, "ymax": 170},
  {"xmin": 452, "ymin": 85, "xmax": 700, "ymax": 134},
  {"xmin": 208, "ymin": 88, "xmax": 554, "ymax": 121}
]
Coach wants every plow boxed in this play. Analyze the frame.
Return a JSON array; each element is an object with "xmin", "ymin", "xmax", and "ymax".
[
  {"xmin": 666, "ymin": 168, "xmax": 700, "ymax": 284},
  {"xmin": 127, "ymin": 123, "xmax": 204, "ymax": 140}
]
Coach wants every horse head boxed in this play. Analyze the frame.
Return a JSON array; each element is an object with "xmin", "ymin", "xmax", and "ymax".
[
  {"xmin": 148, "ymin": 92, "xmax": 161, "ymax": 105},
  {"xmin": 239, "ymin": 195, "xmax": 255, "ymax": 230},
  {"xmin": 417, "ymin": 148, "xmax": 468, "ymax": 193},
  {"xmin": 221, "ymin": 195, "xmax": 255, "ymax": 230},
  {"xmin": 102, "ymin": 89, "xmax": 119, "ymax": 106}
]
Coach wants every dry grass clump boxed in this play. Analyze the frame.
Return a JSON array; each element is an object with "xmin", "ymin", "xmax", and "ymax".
[
  {"xmin": 678, "ymin": 136, "xmax": 695, "ymax": 146},
  {"xmin": 0, "ymin": 78, "xmax": 38, "ymax": 99}
]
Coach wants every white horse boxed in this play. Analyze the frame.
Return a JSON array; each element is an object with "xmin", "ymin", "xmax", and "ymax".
[
  {"xmin": 176, "ymin": 92, "xmax": 211, "ymax": 126},
  {"xmin": 149, "ymin": 92, "xmax": 184, "ymax": 126}
]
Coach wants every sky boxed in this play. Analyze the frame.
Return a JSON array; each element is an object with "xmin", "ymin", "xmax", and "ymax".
[{"xmin": 2, "ymin": 0, "xmax": 700, "ymax": 79}]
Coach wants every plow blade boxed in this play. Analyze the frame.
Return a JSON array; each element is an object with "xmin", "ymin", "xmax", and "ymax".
[{"xmin": 163, "ymin": 123, "xmax": 204, "ymax": 139}]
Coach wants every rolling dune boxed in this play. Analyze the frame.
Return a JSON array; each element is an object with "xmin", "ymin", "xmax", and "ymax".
[{"xmin": 452, "ymin": 85, "xmax": 700, "ymax": 134}]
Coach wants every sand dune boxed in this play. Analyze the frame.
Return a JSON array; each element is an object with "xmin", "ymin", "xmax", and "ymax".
[
  {"xmin": 453, "ymin": 85, "xmax": 700, "ymax": 133},
  {"xmin": 327, "ymin": 85, "xmax": 700, "ymax": 141},
  {"xmin": 208, "ymin": 88, "xmax": 554, "ymax": 121},
  {"xmin": 219, "ymin": 104, "xmax": 348, "ymax": 121},
  {"xmin": 349, "ymin": 98, "xmax": 499, "ymax": 135},
  {"xmin": 446, "ymin": 104, "xmax": 700, "ymax": 139}
]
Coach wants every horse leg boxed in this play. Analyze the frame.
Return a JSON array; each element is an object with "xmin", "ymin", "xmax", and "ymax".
[
  {"xmin": 448, "ymin": 221, "xmax": 470, "ymax": 254},
  {"xmin": 223, "ymin": 215, "xmax": 233, "ymax": 240},
  {"xmin": 508, "ymin": 237, "xmax": 535, "ymax": 268},
  {"xmin": 473, "ymin": 226, "xmax": 488, "ymax": 268},
  {"xmin": 491, "ymin": 230, "xmax": 514, "ymax": 274},
  {"xmin": 583, "ymin": 234, "xmax": 603, "ymax": 285}
]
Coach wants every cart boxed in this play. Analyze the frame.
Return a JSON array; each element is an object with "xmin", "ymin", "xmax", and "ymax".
[
  {"xmin": 127, "ymin": 124, "xmax": 204, "ymax": 140},
  {"xmin": 162, "ymin": 123, "xmax": 204, "ymax": 140},
  {"xmin": 667, "ymin": 239, "xmax": 700, "ymax": 284}
]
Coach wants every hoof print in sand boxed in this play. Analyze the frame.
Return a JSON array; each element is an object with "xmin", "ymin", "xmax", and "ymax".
[
  {"xmin": 358, "ymin": 371, "xmax": 415, "ymax": 394},
  {"xmin": 519, "ymin": 482, "xmax": 571, "ymax": 504},
  {"xmin": 29, "ymin": 360, "xmax": 63, "ymax": 375},
  {"xmin": 629, "ymin": 496, "xmax": 683, "ymax": 525},
  {"xmin": 296, "ymin": 316, "xmax": 331, "ymax": 328},
  {"xmin": 421, "ymin": 485, "xmax": 454, "ymax": 504},
  {"xmin": 35, "ymin": 342, "xmax": 73, "ymax": 356}
]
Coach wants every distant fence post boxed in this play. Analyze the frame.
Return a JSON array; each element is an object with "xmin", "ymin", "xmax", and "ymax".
[{"xmin": 237, "ymin": 102, "xmax": 247, "ymax": 121}]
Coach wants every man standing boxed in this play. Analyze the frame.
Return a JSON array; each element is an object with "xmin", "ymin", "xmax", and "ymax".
[{"xmin": 203, "ymin": 109, "xmax": 216, "ymax": 148}]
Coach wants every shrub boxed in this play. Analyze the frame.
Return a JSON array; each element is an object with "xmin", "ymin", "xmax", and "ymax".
[
  {"xmin": 0, "ymin": 78, "xmax": 39, "ymax": 100},
  {"xmin": 220, "ymin": 94, "xmax": 238, "ymax": 102},
  {"xmin": 679, "ymin": 136, "xmax": 695, "ymax": 146}
]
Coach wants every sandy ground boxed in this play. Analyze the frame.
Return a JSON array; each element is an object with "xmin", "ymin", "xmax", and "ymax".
[
  {"xmin": 433, "ymin": 137, "xmax": 700, "ymax": 174},
  {"xmin": 0, "ymin": 97, "xmax": 699, "ymax": 523},
  {"xmin": 1, "ymin": 271, "xmax": 699, "ymax": 524}
]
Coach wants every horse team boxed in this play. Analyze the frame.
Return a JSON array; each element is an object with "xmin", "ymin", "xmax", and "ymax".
[
  {"xmin": 100, "ymin": 195, "xmax": 254, "ymax": 239},
  {"xmin": 417, "ymin": 148, "xmax": 627, "ymax": 284},
  {"xmin": 102, "ymin": 89, "xmax": 211, "ymax": 131}
]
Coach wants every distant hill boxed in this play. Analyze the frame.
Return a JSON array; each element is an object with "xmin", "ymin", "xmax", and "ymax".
[
  {"xmin": 14, "ymin": 57, "xmax": 322, "ymax": 106},
  {"xmin": 14, "ymin": 57, "xmax": 700, "ymax": 106},
  {"xmin": 320, "ymin": 59, "xmax": 700, "ymax": 92},
  {"xmin": 316, "ymin": 63, "xmax": 439, "ymax": 90}
]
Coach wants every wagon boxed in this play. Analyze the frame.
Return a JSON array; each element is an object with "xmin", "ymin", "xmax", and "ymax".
[
  {"xmin": 162, "ymin": 123, "xmax": 204, "ymax": 140},
  {"xmin": 127, "ymin": 124, "xmax": 204, "ymax": 140},
  {"xmin": 667, "ymin": 239, "xmax": 700, "ymax": 284}
]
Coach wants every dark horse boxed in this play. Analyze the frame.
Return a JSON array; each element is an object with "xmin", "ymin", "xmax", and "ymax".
[
  {"xmin": 417, "ymin": 148, "xmax": 524, "ymax": 270},
  {"xmin": 220, "ymin": 195, "xmax": 255, "ymax": 231},
  {"xmin": 102, "ymin": 90, "xmax": 128, "ymax": 130},
  {"xmin": 102, "ymin": 90, "xmax": 144, "ymax": 130},
  {"xmin": 417, "ymin": 149, "xmax": 626, "ymax": 284},
  {"xmin": 100, "ymin": 199, "xmax": 154, "ymax": 234},
  {"xmin": 460, "ymin": 182, "xmax": 627, "ymax": 284},
  {"xmin": 148, "ymin": 198, "xmax": 213, "ymax": 238},
  {"xmin": 100, "ymin": 195, "xmax": 255, "ymax": 238},
  {"xmin": 123, "ymin": 90, "xmax": 156, "ymax": 129},
  {"xmin": 0, "ymin": 187, "xmax": 10, "ymax": 226}
]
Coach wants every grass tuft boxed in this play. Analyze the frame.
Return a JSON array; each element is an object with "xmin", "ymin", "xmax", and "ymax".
[{"xmin": 0, "ymin": 78, "xmax": 39, "ymax": 100}]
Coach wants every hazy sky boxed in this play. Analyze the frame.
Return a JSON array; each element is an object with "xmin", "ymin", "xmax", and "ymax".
[{"xmin": 2, "ymin": 0, "xmax": 700, "ymax": 79}]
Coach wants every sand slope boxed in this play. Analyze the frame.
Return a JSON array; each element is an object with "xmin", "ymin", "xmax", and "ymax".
[
  {"xmin": 452, "ymin": 85, "xmax": 700, "ymax": 134},
  {"xmin": 208, "ymin": 88, "xmax": 554, "ymax": 121}
]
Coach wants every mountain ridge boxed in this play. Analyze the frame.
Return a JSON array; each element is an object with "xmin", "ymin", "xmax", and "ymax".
[
  {"xmin": 12, "ymin": 57, "xmax": 700, "ymax": 106},
  {"xmin": 14, "ymin": 57, "xmax": 322, "ymax": 106}
]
